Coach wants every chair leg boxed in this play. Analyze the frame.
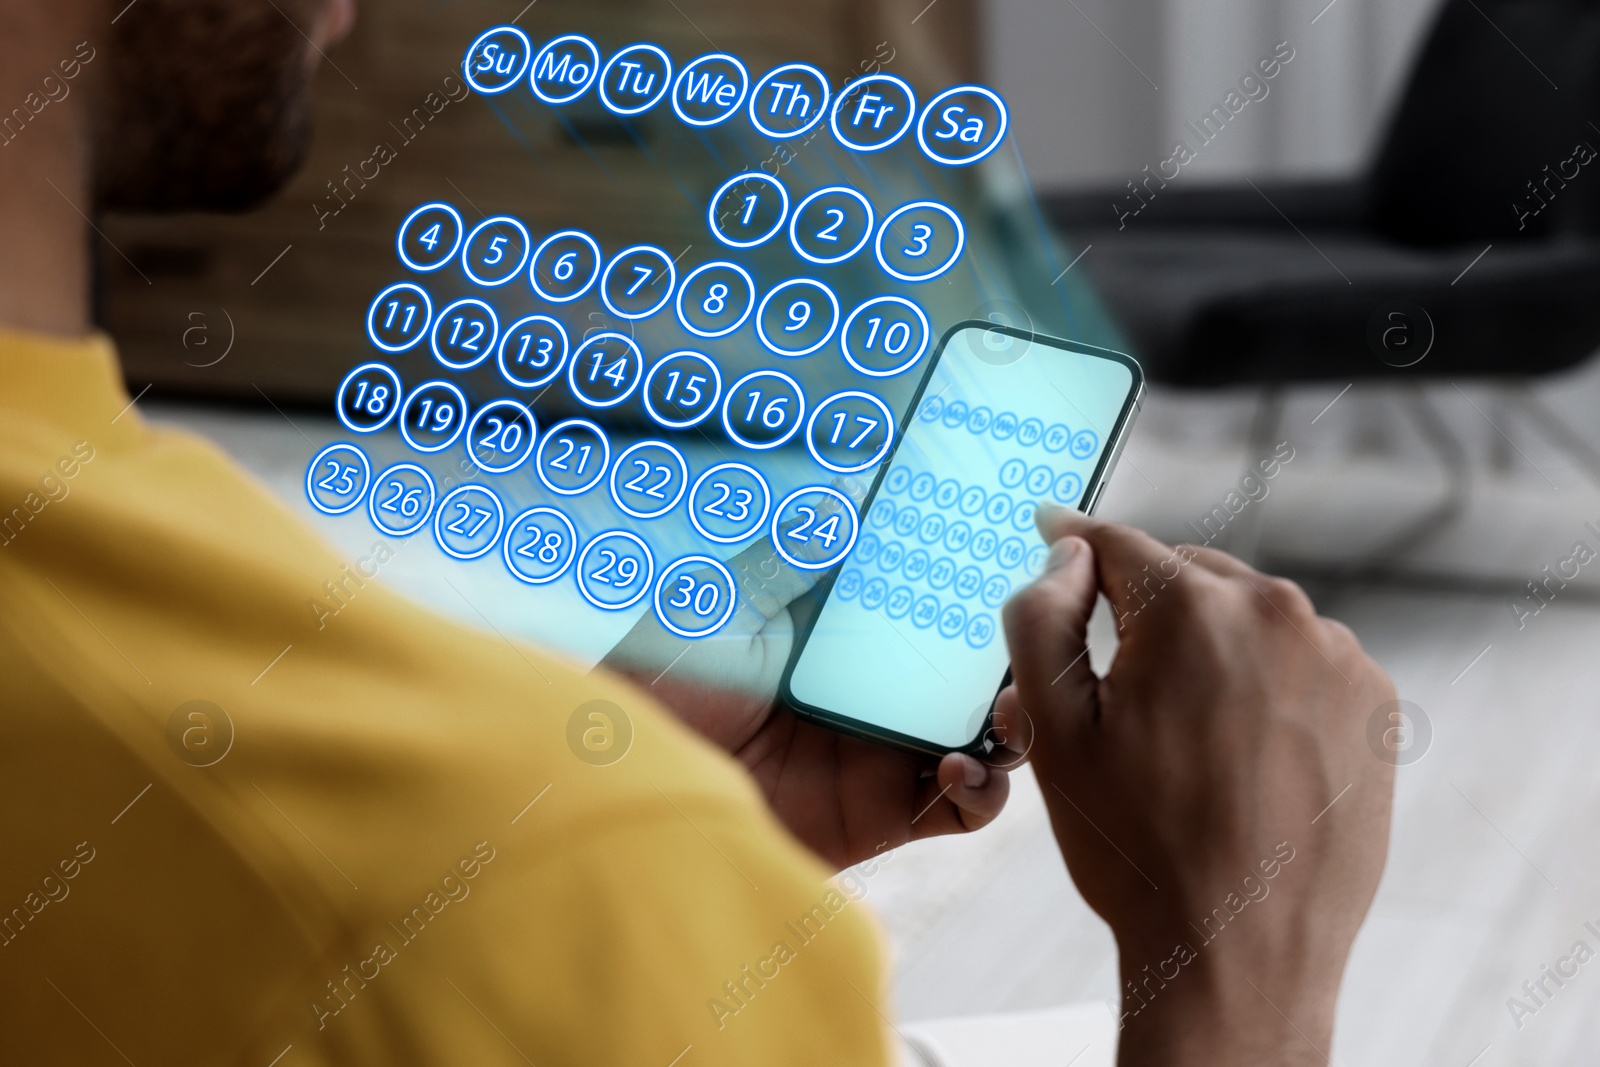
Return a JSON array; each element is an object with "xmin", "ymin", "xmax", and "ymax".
[
  {"xmin": 1510, "ymin": 385, "xmax": 1600, "ymax": 493},
  {"xmin": 1228, "ymin": 385, "xmax": 1284, "ymax": 565},
  {"xmin": 1344, "ymin": 383, "xmax": 1472, "ymax": 574},
  {"xmin": 1489, "ymin": 390, "xmax": 1518, "ymax": 474}
]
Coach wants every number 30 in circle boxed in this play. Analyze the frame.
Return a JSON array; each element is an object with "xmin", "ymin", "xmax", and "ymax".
[{"xmin": 652, "ymin": 555, "xmax": 738, "ymax": 638}]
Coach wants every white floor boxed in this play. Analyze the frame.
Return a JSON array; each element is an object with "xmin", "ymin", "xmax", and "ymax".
[{"xmin": 152, "ymin": 355, "xmax": 1600, "ymax": 1067}]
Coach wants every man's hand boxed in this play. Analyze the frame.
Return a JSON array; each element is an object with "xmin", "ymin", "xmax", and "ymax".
[
  {"xmin": 601, "ymin": 536, "xmax": 1013, "ymax": 871},
  {"xmin": 1002, "ymin": 504, "xmax": 1394, "ymax": 1066}
]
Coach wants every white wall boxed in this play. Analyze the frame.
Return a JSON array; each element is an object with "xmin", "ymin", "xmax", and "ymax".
[{"xmin": 985, "ymin": 0, "xmax": 1444, "ymax": 189}]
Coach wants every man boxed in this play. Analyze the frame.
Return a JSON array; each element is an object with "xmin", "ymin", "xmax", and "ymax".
[{"xmin": 0, "ymin": 2, "xmax": 1395, "ymax": 1064}]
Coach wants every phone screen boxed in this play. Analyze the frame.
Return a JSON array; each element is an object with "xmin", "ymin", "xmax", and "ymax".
[{"xmin": 783, "ymin": 323, "xmax": 1142, "ymax": 752}]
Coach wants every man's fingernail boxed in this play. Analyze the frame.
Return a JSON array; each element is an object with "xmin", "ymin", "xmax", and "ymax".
[
  {"xmin": 962, "ymin": 757, "xmax": 987, "ymax": 788},
  {"xmin": 1047, "ymin": 536, "xmax": 1082, "ymax": 570}
]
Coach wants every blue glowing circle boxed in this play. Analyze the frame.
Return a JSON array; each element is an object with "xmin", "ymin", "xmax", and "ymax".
[
  {"xmin": 912, "ymin": 593, "xmax": 940, "ymax": 630},
  {"xmin": 954, "ymin": 565, "xmax": 984, "ymax": 599},
  {"xmin": 396, "ymin": 202, "xmax": 464, "ymax": 272},
  {"xmin": 966, "ymin": 612, "xmax": 995, "ymax": 648},
  {"xmin": 672, "ymin": 53, "xmax": 749, "ymax": 126},
  {"xmin": 840, "ymin": 295, "xmax": 929, "ymax": 377},
  {"xmin": 1043, "ymin": 423, "xmax": 1071, "ymax": 453},
  {"xmin": 1053, "ymin": 472, "xmax": 1084, "ymax": 505},
  {"xmin": 943, "ymin": 521, "xmax": 972, "ymax": 554},
  {"xmin": 722, "ymin": 369, "xmax": 806, "ymax": 450},
  {"xmin": 336, "ymin": 362, "xmax": 403, "ymax": 434},
  {"xmin": 465, "ymin": 399, "xmax": 538, "ymax": 474},
  {"xmin": 529, "ymin": 229, "xmax": 601, "ymax": 303},
  {"xmin": 568, "ymin": 332, "xmax": 644, "ymax": 409},
  {"xmin": 957, "ymin": 484, "xmax": 986, "ymax": 517},
  {"xmin": 368, "ymin": 462, "xmax": 437, "ymax": 537},
  {"xmin": 789, "ymin": 186, "xmax": 874, "ymax": 266},
  {"xmin": 939, "ymin": 602, "xmax": 970, "ymax": 641},
  {"xmin": 643, "ymin": 350, "xmax": 722, "ymax": 430},
  {"xmin": 529, "ymin": 33, "xmax": 601, "ymax": 105},
  {"xmin": 366, "ymin": 283, "xmax": 432, "ymax": 353},
  {"xmin": 915, "ymin": 85, "xmax": 1009, "ymax": 166},
  {"xmin": 748, "ymin": 62, "xmax": 831, "ymax": 139},
  {"xmin": 885, "ymin": 585, "xmax": 914, "ymax": 620},
  {"xmin": 984, "ymin": 491, "xmax": 1014, "ymax": 526},
  {"xmin": 434, "ymin": 484, "xmax": 507, "ymax": 561},
  {"xmin": 689, "ymin": 462, "xmax": 771, "ymax": 544},
  {"xmin": 536, "ymin": 418, "xmax": 611, "ymax": 496},
  {"xmin": 652, "ymin": 555, "xmax": 739, "ymax": 638},
  {"xmin": 1025, "ymin": 464, "xmax": 1054, "ymax": 496},
  {"xmin": 708, "ymin": 172, "xmax": 789, "ymax": 249},
  {"xmin": 876, "ymin": 537, "xmax": 905, "ymax": 569},
  {"xmin": 497, "ymin": 315, "xmax": 569, "ymax": 389},
  {"xmin": 305, "ymin": 443, "xmax": 372, "ymax": 516},
  {"xmin": 755, "ymin": 278, "xmax": 839, "ymax": 357},
  {"xmin": 675, "ymin": 261, "xmax": 755, "ymax": 338},
  {"xmin": 398, "ymin": 380, "xmax": 468, "ymax": 453},
  {"xmin": 874, "ymin": 201, "xmax": 965, "ymax": 283},
  {"xmin": 598, "ymin": 43, "xmax": 673, "ymax": 115},
  {"xmin": 600, "ymin": 245, "xmax": 675, "ymax": 320},
  {"xmin": 576, "ymin": 530, "xmax": 655, "ymax": 610},
  {"xmin": 835, "ymin": 568, "xmax": 864, "ymax": 600},
  {"xmin": 889, "ymin": 511, "xmax": 915, "ymax": 547},
  {"xmin": 462, "ymin": 26, "xmax": 532, "ymax": 95},
  {"xmin": 430, "ymin": 298, "xmax": 499, "ymax": 371},
  {"xmin": 503, "ymin": 506, "xmax": 579, "ymax": 585},
  {"xmin": 997, "ymin": 537, "xmax": 1027, "ymax": 570},
  {"xmin": 771, "ymin": 485, "xmax": 860, "ymax": 571},
  {"xmin": 609, "ymin": 440, "xmax": 689, "ymax": 520},
  {"xmin": 1070, "ymin": 429, "xmax": 1100, "ymax": 460},
  {"xmin": 830, "ymin": 74, "xmax": 916, "ymax": 152},
  {"xmin": 461, "ymin": 216, "xmax": 531, "ymax": 287},
  {"xmin": 903, "ymin": 549, "xmax": 931, "ymax": 582},
  {"xmin": 805, "ymin": 390, "xmax": 895, "ymax": 474}
]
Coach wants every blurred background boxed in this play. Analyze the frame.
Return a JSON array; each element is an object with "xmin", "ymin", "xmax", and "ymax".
[{"xmin": 115, "ymin": 0, "xmax": 1600, "ymax": 1063}]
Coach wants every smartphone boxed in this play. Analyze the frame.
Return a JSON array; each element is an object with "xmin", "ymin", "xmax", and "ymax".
[{"xmin": 780, "ymin": 321, "xmax": 1144, "ymax": 755}]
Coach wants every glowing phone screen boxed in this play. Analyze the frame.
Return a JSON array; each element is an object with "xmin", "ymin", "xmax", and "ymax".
[{"xmin": 784, "ymin": 324, "xmax": 1141, "ymax": 751}]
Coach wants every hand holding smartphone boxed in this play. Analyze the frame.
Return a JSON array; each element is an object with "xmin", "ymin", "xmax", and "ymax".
[{"xmin": 781, "ymin": 321, "xmax": 1144, "ymax": 755}]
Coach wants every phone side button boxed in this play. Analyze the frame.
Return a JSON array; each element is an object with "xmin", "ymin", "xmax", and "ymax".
[{"xmin": 1084, "ymin": 480, "xmax": 1107, "ymax": 515}]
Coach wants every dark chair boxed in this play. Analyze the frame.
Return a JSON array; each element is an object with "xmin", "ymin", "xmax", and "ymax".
[
  {"xmin": 1044, "ymin": 0, "xmax": 1600, "ymax": 388},
  {"xmin": 1042, "ymin": 0, "xmax": 1600, "ymax": 568}
]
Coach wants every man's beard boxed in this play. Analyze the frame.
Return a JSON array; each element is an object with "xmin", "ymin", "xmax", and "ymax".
[{"xmin": 92, "ymin": 0, "xmax": 321, "ymax": 213}]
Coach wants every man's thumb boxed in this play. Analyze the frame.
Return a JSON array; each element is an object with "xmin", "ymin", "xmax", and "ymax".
[{"xmin": 1001, "ymin": 535, "xmax": 1099, "ymax": 717}]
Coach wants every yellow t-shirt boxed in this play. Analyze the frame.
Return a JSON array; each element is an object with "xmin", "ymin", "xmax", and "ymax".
[{"xmin": 0, "ymin": 328, "xmax": 892, "ymax": 1066}]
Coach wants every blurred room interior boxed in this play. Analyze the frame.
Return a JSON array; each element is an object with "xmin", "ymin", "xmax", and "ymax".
[{"xmin": 102, "ymin": 0, "xmax": 1600, "ymax": 1062}]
